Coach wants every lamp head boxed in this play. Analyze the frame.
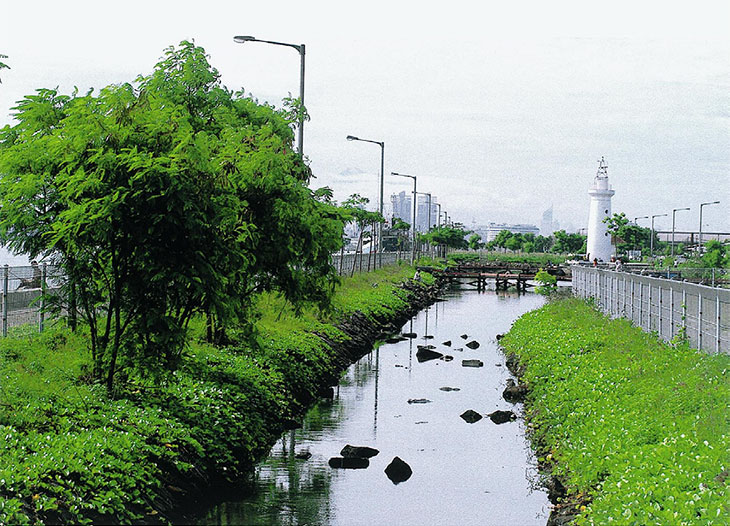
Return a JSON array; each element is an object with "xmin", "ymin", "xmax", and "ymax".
[
  {"xmin": 234, "ymin": 35, "xmax": 256, "ymax": 43},
  {"xmin": 346, "ymin": 135, "xmax": 358, "ymax": 141}
]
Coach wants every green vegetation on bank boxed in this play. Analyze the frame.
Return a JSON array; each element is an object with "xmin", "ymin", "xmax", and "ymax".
[
  {"xmin": 0, "ymin": 264, "xmax": 421, "ymax": 525},
  {"xmin": 501, "ymin": 298, "xmax": 729, "ymax": 525},
  {"xmin": 447, "ymin": 251, "xmax": 566, "ymax": 266}
]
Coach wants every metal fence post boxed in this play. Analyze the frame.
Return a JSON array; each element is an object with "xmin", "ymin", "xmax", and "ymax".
[
  {"xmin": 631, "ymin": 282, "xmax": 636, "ymax": 323},
  {"xmin": 639, "ymin": 283, "xmax": 644, "ymax": 329},
  {"xmin": 39, "ymin": 263, "xmax": 47, "ymax": 333},
  {"xmin": 682, "ymin": 289, "xmax": 687, "ymax": 336},
  {"xmin": 697, "ymin": 293, "xmax": 703, "ymax": 351},
  {"xmin": 668, "ymin": 286, "xmax": 673, "ymax": 335},
  {"xmin": 2, "ymin": 265, "xmax": 8, "ymax": 337},
  {"xmin": 658, "ymin": 284, "xmax": 663, "ymax": 338},
  {"xmin": 717, "ymin": 293, "xmax": 721, "ymax": 354}
]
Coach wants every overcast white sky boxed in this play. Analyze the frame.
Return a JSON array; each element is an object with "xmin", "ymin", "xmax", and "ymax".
[{"xmin": 1, "ymin": 0, "xmax": 728, "ymax": 243}]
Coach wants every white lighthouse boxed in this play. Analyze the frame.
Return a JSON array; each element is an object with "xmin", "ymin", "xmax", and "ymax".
[{"xmin": 586, "ymin": 157, "xmax": 615, "ymax": 263}]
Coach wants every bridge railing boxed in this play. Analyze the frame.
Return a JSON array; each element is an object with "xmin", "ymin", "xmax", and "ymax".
[{"xmin": 572, "ymin": 265, "xmax": 730, "ymax": 354}]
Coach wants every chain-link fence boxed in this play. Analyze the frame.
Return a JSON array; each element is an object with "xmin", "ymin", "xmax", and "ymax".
[
  {"xmin": 1, "ymin": 263, "xmax": 66, "ymax": 335},
  {"xmin": 330, "ymin": 251, "xmax": 406, "ymax": 276},
  {"xmin": 573, "ymin": 265, "xmax": 730, "ymax": 354},
  {"xmin": 1, "ymin": 253, "xmax": 412, "ymax": 335}
]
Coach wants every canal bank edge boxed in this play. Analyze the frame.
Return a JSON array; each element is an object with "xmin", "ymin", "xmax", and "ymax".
[
  {"xmin": 499, "ymin": 297, "xmax": 729, "ymax": 526},
  {"xmin": 166, "ymin": 271, "xmax": 446, "ymax": 523}
]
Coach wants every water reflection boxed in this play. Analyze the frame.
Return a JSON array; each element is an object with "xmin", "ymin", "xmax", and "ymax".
[{"xmin": 200, "ymin": 290, "xmax": 550, "ymax": 526}]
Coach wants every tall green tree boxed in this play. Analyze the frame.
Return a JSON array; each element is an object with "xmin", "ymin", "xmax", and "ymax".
[
  {"xmin": 604, "ymin": 212, "xmax": 653, "ymax": 254},
  {"xmin": 422, "ymin": 224, "xmax": 469, "ymax": 250},
  {"xmin": 0, "ymin": 41, "xmax": 345, "ymax": 393},
  {"xmin": 467, "ymin": 233, "xmax": 482, "ymax": 251},
  {"xmin": 551, "ymin": 230, "xmax": 586, "ymax": 254}
]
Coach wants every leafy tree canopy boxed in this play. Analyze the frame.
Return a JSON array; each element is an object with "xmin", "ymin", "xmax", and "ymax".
[
  {"xmin": 422, "ymin": 224, "xmax": 470, "ymax": 249},
  {"xmin": 0, "ymin": 41, "xmax": 346, "ymax": 393}
]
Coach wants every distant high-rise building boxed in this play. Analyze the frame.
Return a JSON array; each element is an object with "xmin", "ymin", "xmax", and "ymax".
[
  {"xmin": 541, "ymin": 206, "xmax": 554, "ymax": 236},
  {"xmin": 390, "ymin": 192, "xmax": 438, "ymax": 231},
  {"xmin": 473, "ymin": 223, "xmax": 540, "ymax": 242},
  {"xmin": 390, "ymin": 191, "xmax": 412, "ymax": 225}
]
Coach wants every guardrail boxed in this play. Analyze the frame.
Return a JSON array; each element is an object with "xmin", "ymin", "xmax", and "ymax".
[{"xmin": 572, "ymin": 265, "xmax": 730, "ymax": 354}]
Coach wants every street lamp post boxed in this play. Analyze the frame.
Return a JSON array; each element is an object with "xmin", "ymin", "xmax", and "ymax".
[
  {"xmin": 347, "ymin": 135, "xmax": 385, "ymax": 266},
  {"xmin": 233, "ymin": 36, "xmax": 306, "ymax": 156},
  {"xmin": 650, "ymin": 213, "xmax": 668, "ymax": 257},
  {"xmin": 417, "ymin": 192, "xmax": 432, "ymax": 258},
  {"xmin": 699, "ymin": 201, "xmax": 720, "ymax": 250},
  {"xmin": 671, "ymin": 207, "xmax": 691, "ymax": 257},
  {"xmin": 391, "ymin": 172, "xmax": 417, "ymax": 264},
  {"xmin": 634, "ymin": 216, "xmax": 649, "ymax": 225},
  {"xmin": 435, "ymin": 203, "xmax": 442, "ymax": 258}
]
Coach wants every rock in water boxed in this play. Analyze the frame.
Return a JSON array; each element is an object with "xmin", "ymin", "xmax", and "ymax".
[
  {"xmin": 385, "ymin": 337, "xmax": 403, "ymax": 344},
  {"xmin": 460, "ymin": 409, "xmax": 483, "ymax": 423},
  {"xmin": 416, "ymin": 348, "xmax": 443, "ymax": 362},
  {"xmin": 329, "ymin": 457, "xmax": 369, "ymax": 469},
  {"xmin": 461, "ymin": 359, "xmax": 484, "ymax": 368},
  {"xmin": 487, "ymin": 410, "xmax": 517, "ymax": 424},
  {"xmin": 385, "ymin": 457, "xmax": 413, "ymax": 484},
  {"xmin": 465, "ymin": 340, "xmax": 480, "ymax": 349},
  {"xmin": 460, "ymin": 334, "xmax": 469, "ymax": 339},
  {"xmin": 295, "ymin": 450, "xmax": 312, "ymax": 460},
  {"xmin": 417, "ymin": 344, "xmax": 437, "ymax": 350},
  {"xmin": 442, "ymin": 355, "xmax": 454, "ymax": 362},
  {"xmin": 439, "ymin": 386, "xmax": 461, "ymax": 392},
  {"xmin": 407, "ymin": 398, "xmax": 432, "ymax": 404},
  {"xmin": 424, "ymin": 335, "xmax": 434, "ymax": 339},
  {"xmin": 341, "ymin": 445, "xmax": 380, "ymax": 459},
  {"xmin": 402, "ymin": 332, "xmax": 417, "ymax": 338},
  {"xmin": 502, "ymin": 381, "xmax": 528, "ymax": 403},
  {"xmin": 442, "ymin": 340, "xmax": 452, "ymax": 346}
]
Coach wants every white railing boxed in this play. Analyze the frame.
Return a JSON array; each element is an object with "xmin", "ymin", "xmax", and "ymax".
[{"xmin": 572, "ymin": 265, "xmax": 730, "ymax": 354}]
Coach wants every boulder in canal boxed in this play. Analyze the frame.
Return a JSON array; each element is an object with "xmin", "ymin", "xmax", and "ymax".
[
  {"xmin": 329, "ymin": 457, "xmax": 370, "ymax": 469},
  {"xmin": 439, "ymin": 386, "xmax": 461, "ymax": 392},
  {"xmin": 502, "ymin": 379, "xmax": 528, "ymax": 403},
  {"xmin": 442, "ymin": 340, "xmax": 452, "ymax": 346},
  {"xmin": 460, "ymin": 334, "xmax": 469, "ymax": 339},
  {"xmin": 295, "ymin": 450, "xmax": 312, "ymax": 460},
  {"xmin": 460, "ymin": 409, "xmax": 483, "ymax": 423},
  {"xmin": 487, "ymin": 410, "xmax": 517, "ymax": 424},
  {"xmin": 384, "ymin": 456, "xmax": 413, "ymax": 484},
  {"xmin": 416, "ymin": 348, "xmax": 443, "ymax": 362},
  {"xmin": 341, "ymin": 445, "xmax": 379, "ymax": 459},
  {"xmin": 461, "ymin": 359, "xmax": 484, "ymax": 368},
  {"xmin": 417, "ymin": 344, "xmax": 437, "ymax": 350},
  {"xmin": 402, "ymin": 332, "xmax": 418, "ymax": 338},
  {"xmin": 465, "ymin": 340, "xmax": 480, "ymax": 349},
  {"xmin": 442, "ymin": 355, "xmax": 454, "ymax": 362}
]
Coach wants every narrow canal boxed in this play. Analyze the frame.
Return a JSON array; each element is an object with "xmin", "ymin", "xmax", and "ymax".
[{"xmin": 201, "ymin": 288, "xmax": 550, "ymax": 526}]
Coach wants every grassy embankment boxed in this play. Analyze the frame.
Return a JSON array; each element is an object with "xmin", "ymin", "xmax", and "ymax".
[
  {"xmin": 0, "ymin": 263, "xmax": 427, "ymax": 525},
  {"xmin": 501, "ymin": 297, "xmax": 729, "ymax": 525}
]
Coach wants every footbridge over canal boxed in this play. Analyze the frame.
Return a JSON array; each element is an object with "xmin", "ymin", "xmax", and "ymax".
[{"xmin": 427, "ymin": 263, "xmax": 571, "ymax": 292}]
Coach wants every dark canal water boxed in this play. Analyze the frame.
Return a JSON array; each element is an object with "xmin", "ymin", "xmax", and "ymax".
[{"xmin": 200, "ymin": 289, "xmax": 550, "ymax": 526}]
